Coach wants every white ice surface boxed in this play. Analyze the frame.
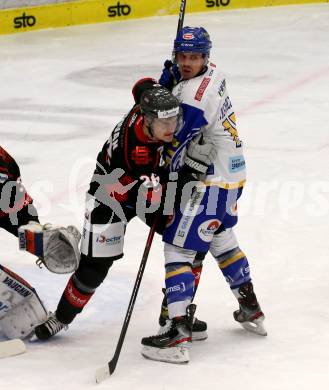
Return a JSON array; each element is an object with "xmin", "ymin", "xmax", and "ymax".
[{"xmin": 1, "ymin": 4, "xmax": 329, "ymax": 389}]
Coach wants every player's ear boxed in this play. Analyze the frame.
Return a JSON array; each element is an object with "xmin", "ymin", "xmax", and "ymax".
[{"xmin": 144, "ymin": 116, "xmax": 152, "ymax": 127}]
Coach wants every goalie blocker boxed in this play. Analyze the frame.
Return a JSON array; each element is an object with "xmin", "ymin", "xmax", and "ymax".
[
  {"xmin": 18, "ymin": 222, "xmax": 81, "ymax": 274},
  {"xmin": 0, "ymin": 265, "xmax": 47, "ymax": 339}
]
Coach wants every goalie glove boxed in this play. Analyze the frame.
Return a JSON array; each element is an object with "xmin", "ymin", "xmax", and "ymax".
[
  {"xmin": 18, "ymin": 222, "xmax": 81, "ymax": 274},
  {"xmin": 184, "ymin": 134, "xmax": 218, "ymax": 177}
]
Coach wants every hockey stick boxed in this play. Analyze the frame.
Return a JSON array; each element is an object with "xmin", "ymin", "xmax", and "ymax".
[
  {"xmin": 171, "ymin": 1, "xmax": 186, "ymax": 67},
  {"xmin": 95, "ymin": 218, "xmax": 158, "ymax": 383},
  {"xmin": 0, "ymin": 339, "xmax": 26, "ymax": 359},
  {"xmin": 177, "ymin": 0, "xmax": 187, "ymax": 36}
]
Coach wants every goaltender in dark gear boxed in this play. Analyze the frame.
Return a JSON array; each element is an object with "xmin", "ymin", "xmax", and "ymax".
[{"xmin": 0, "ymin": 146, "xmax": 81, "ymax": 343}]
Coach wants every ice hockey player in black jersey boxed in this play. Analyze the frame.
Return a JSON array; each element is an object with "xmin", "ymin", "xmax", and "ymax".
[
  {"xmin": 34, "ymin": 80, "xmax": 217, "ymax": 341},
  {"xmin": 33, "ymin": 82, "xmax": 181, "ymax": 339}
]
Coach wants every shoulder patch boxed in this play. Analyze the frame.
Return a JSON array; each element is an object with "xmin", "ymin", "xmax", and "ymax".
[
  {"xmin": 194, "ymin": 77, "xmax": 211, "ymax": 101},
  {"xmin": 218, "ymin": 79, "xmax": 226, "ymax": 97}
]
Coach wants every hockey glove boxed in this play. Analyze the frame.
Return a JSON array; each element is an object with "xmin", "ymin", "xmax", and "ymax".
[
  {"xmin": 159, "ymin": 60, "xmax": 181, "ymax": 90},
  {"xmin": 184, "ymin": 134, "xmax": 218, "ymax": 177},
  {"xmin": 18, "ymin": 221, "xmax": 81, "ymax": 274}
]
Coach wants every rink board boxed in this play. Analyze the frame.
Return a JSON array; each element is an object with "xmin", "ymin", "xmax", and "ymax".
[{"xmin": 0, "ymin": 0, "xmax": 328, "ymax": 35}]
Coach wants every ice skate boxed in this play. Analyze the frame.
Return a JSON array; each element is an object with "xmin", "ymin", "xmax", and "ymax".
[
  {"xmin": 141, "ymin": 304, "xmax": 196, "ymax": 364},
  {"xmin": 32, "ymin": 312, "xmax": 68, "ymax": 341},
  {"xmin": 233, "ymin": 282, "xmax": 267, "ymax": 336},
  {"xmin": 159, "ymin": 289, "xmax": 207, "ymax": 341},
  {"xmin": 158, "ymin": 316, "xmax": 208, "ymax": 341}
]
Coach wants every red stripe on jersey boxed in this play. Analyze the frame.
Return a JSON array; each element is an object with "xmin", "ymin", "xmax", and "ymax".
[
  {"xmin": 25, "ymin": 230, "xmax": 36, "ymax": 254},
  {"xmin": 194, "ymin": 77, "xmax": 211, "ymax": 101}
]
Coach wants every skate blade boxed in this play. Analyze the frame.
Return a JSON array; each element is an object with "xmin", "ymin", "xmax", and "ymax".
[
  {"xmin": 29, "ymin": 332, "xmax": 38, "ymax": 342},
  {"xmin": 192, "ymin": 331, "xmax": 208, "ymax": 341},
  {"xmin": 240, "ymin": 318, "xmax": 267, "ymax": 336},
  {"xmin": 141, "ymin": 345, "xmax": 189, "ymax": 364}
]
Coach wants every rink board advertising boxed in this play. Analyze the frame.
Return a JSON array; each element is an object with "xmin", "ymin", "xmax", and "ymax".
[{"xmin": 0, "ymin": 0, "xmax": 328, "ymax": 35}]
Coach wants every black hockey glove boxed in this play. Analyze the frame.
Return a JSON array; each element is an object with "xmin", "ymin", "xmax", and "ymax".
[{"xmin": 159, "ymin": 60, "xmax": 181, "ymax": 91}]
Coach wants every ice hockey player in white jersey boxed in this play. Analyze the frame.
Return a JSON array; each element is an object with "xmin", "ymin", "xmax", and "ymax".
[{"xmin": 141, "ymin": 26, "xmax": 266, "ymax": 364}]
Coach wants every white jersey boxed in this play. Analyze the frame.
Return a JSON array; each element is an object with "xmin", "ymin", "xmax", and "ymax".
[{"xmin": 165, "ymin": 62, "xmax": 246, "ymax": 190}]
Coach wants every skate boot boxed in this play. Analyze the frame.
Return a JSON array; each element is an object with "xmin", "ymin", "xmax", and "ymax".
[
  {"xmin": 141, "ymin": 304, "xmax": 196, "ymax": 364},
  {"xmin": 159, "ymin": 315, "xmax": 208, "ymax": 341},
  {"xmin": 159, "ymin": 289, "xmax": 208, "ymax": 341},
  {"xmin": 233, "ymin": 282, "xmax": 267, "ymax": 336},
  {"xmin": 33, "ymin": 312, "xmax": 68, "ymax": 340}
]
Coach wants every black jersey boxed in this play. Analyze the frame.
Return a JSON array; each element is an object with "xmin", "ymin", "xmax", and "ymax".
[
  {"xmin": 0, "ymin": 146, "xmax": 38, "ymax": 235},
  {"xmin": 89, "ymin": 105, "xmax": 166, "ymax": 209},
  {"xmin": 0, "ymin": 146, "xmax": 21, "ymax": 186}
]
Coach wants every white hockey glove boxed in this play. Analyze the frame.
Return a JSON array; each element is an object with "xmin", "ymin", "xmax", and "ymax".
[
  {"xmin": 0, "ymin": 265, "xmax": 48, "ymax": 339},
  {"xmin": 184, "ymin": 134, "xmax": 218, "ymax": 176},
  {"xmin": 18, "ymin": 222, "xmax": 81, "ymax": 274}
]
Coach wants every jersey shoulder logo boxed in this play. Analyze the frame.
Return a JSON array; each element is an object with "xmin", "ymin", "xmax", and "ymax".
[{"xmin": 194, "ymin": 77, "xmax": 211, "ymax": 101}]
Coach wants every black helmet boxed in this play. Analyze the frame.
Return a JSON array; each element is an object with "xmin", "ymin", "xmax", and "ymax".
[{"xmin": 140, "ymin": 85, "xmax": 180, "ymax": 119}]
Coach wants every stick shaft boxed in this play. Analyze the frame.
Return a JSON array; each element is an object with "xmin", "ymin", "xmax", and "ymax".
[
  {"xmin": 108, "ymin": 221, "xmax": 158, "ymax": 375},
  {"xmin": 177, "ymin": 0, "xmax": 187, "ymax": 36}
]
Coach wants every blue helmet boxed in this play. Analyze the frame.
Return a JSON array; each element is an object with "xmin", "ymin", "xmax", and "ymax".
[{"xmin": 174, "ymin": 26, "xmax": 212, "ymax": 56}]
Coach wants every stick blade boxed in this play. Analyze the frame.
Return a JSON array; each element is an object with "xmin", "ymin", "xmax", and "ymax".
[
  {"xmin": 95, "ymin": 365, "xmax": 110, "ymax": 384},
  {"xmin": 0, "ymin": 339, "xmax": 26, "ymax": 359}
]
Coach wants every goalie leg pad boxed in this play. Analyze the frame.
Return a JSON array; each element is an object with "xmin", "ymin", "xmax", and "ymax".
[
  {"xmin": 0, "ymin": 265, "xmax": 47, "ymax": 339},
  {"xmin": 0, "ymin": 264, "xmax": 34, "ymax": 317},
  {"xmin": 0, "ymin": 293, "xmax": 47, "ymax": 339}
]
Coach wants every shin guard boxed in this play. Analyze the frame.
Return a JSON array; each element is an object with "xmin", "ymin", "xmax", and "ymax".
[
  {"xmin": 165, "ymin": 264, "xmax": 194, "ymax": 319},
  {"xmin": 56, "ymin": 275, "xmax": 95, "ymax": 324},
  {"xmin": 216, "ymin": 247, "xmax": 251, "ymax": 289}
]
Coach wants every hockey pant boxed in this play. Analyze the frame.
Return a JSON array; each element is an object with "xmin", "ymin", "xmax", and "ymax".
[{"xmin": 55, "ymin": 193, "xmax": 161, "ymax": 325}]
